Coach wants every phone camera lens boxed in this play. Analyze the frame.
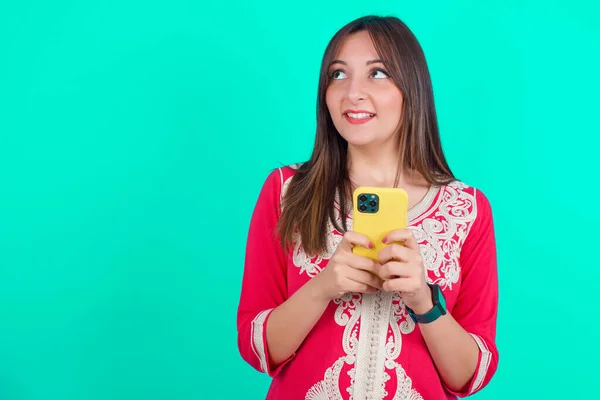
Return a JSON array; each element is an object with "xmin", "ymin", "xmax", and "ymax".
[
  {"xmin": 359, "ymin": 195, "xmax": 367, "ymax": 202},
  {"xmin": 369, "ymin": 200, "xmax": 377, "ymax": 207},
  {"xmin": 359, "ymin": 204, "xmax": 367, "ymax": 212}
]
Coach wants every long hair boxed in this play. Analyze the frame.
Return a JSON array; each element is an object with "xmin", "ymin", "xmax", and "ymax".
[{"xmin": 277, "ymin": 15, "xmax": 455, "ymax": 256}]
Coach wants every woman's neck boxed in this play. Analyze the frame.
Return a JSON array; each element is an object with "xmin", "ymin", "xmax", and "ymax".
[{"xmin": 347, "ymin": 144, "xmax": 425, "ymax": 188}]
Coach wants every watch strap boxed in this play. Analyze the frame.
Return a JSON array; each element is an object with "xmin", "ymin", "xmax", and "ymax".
[{"xmin": 406, "ymin": 284, "xmax": 447, "ymax": 324}]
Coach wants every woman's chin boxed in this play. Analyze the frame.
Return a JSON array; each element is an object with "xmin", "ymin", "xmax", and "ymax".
[{"xmin": 342, "ymin": 134, "xmax": 379, "ymax": 148}]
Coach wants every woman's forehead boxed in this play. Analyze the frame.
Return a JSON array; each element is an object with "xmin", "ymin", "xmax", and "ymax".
[{"xmin": 333, "ymin": 32, "xmax": 380, "ymax": 64}]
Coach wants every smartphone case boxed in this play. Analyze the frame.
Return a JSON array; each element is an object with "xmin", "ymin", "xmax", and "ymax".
[{"xmin": 351, "ymin": 186, "xmax": 409, "ymax": 261}]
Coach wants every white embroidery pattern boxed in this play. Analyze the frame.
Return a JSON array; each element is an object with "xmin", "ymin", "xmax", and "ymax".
[
  {"xmin": 352, "ymin": 290, "xmax": 394, "ymax": 399},
  {"xmin": 306, "ymin": 289, "xmax": 423, "ymax": 400},
  {"xmin": 301, "ymin": 212, "xmax": 423, "ymax": 400},
  {"xmin": 305, "ymin": 358, "xmax": 346, "ymax": 400},
  {"xmin": 292, "ymin": 219, "xmax": 343, "ymax": 277},
  {"xmin": 280, "ymin": 174, "xmax": 346, "ymax": 278},
  {"xmin": 469, "ymin": 333, "xmax": 492, "ymax": 393},
  {"xmin": 305, "ymin": 292, "xmax": 361, "ymax": 400},
  {"xmin": 410, "ymin": 181, "xmax": 476, "ymax": 290},
  {"xmin": 294, "ymin": 179, "xmax": 477, "ymax": 399},
  {"xmin": 377, "ymin": 292, "xmax": 420, "ymax": 399},
  {"xmin": 391, "ymin": 362, "xmax": 424, "ymax": 400},
  {"xmin": 250, "ymin": 309, "xmax": 272, "ymax": 373}
]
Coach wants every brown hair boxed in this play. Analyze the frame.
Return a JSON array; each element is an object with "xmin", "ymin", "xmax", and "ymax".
[{"xmin": 277, "ymin": 15, "xmax": 455, "ymax": 256}]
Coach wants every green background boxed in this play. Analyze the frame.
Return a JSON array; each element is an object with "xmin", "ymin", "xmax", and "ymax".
[{"xmin": 1, "ymin": 1, "xmax": 598, "ymax": 399}]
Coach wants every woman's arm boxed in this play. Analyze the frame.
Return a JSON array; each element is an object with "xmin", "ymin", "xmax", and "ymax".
[
  {"xmin": 238, "ymin": 168, "xmax": 385, "ymax": 373},
  {"xmin": 437, "ymin": 188, "xmax": 499, "ymax": 396},
  {"xmin": 237, "ymin": 168, "xmax": 295, "ymax": 376},
  {"xmin": 265, "ymin": 277, "xmax": 330, "ymax": 365},
  {"xmin": 378, "ymin": 188, "xmax": 499, "ymax": 395},
  {"xmin": 406, "ymin": 295, "xmax": 482, "ymax": 392},
  {"xmin": 266, "ymin": 230, "xmax": 383, "ymax": 365}
]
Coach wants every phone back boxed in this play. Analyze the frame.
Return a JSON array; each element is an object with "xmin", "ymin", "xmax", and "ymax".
[{"xmin": 352, "ymin": 186, "xmax": 409, "ymax": 261}]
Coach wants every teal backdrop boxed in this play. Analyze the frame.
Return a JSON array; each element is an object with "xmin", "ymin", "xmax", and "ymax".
[{"xmin": 1, "ymin": 1, "xmax": 598, "ymax": 399}]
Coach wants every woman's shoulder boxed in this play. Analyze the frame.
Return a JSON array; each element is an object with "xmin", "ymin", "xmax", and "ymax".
[
  {"xmin": 264, "ymin": 163, "xmax": 303, "ymax": 190},
  {"xmin": 256, "ymin": 163, "xmax": 304, "ymax": 201},
  {"xmin": 443, "ymin": 179, "xmax": 491, "ymax": 202},
  {"xmin": 279, "ymin": 163, "xmax": 302, "ymax": 182}
]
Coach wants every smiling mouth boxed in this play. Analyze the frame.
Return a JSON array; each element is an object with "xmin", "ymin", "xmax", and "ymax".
[
  {"xmin": 344, "ymin": 112, "xmax": 375, "ymax": 119},
  {"xmin": 344, "ymin": 112, "xmax": 376, "ymax": 124}
]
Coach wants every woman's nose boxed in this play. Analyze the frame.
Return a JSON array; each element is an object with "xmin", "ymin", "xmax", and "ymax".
[{"xmin": 345, "ymin": 77, "xmax": 368, "ymax": 103}]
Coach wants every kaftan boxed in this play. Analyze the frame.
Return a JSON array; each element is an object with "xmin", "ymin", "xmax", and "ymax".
[{"xmin": 237, "ymin": 166, "xmax": 499, "ymax": 399}]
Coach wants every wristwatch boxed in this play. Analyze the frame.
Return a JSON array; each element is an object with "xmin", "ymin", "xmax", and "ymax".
[{"xmin": 406, "ymin": 283, "xmax": 447, "ymax": 324}]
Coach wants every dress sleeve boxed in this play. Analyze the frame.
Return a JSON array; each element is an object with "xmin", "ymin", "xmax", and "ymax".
[
  {"xmin": 446, "ymin": 188, "xmax": 500, "ymax": 397},
  {"xmin": 236, "ymin": 168, "xmax": 294, "ymax": 376}
]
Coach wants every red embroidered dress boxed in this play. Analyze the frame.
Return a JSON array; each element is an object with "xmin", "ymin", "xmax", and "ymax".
[{"xmin": 237, "ymin": 166, "xmax": 499, "ymax": 399}]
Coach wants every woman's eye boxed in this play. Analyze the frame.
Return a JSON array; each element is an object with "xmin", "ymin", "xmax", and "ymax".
[
  {"xmin": 331, "ymin": 70, "xmax": 347, "ymax": 80},
  {"xmin": 372, "ymin": 69, "xmax": 389, "ymax": 79}
]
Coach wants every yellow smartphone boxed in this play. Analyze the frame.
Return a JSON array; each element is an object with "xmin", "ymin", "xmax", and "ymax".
[{"xmin": 352, "ymin": 186, "xmax": 409, "ymax": 263}]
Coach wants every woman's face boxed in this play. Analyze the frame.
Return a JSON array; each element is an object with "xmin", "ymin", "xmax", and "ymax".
[{"xmin": 325, "ymin": 31, "xmax": 403, "ymax": 148}]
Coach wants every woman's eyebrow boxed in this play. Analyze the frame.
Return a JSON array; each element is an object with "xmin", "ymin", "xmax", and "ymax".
[{"xmin": 329, "ymin": 59, "xmax": 384, "ymax": 66}]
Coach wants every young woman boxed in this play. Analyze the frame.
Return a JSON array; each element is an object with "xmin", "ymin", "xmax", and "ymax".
[{"xmin": 237, "ymin": 15, "xmax": 499, "ymax": 400}]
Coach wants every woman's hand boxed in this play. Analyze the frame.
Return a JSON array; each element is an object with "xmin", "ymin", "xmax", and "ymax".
[
  {"xmin": 313, "ymin": 231, "xmax": 384, "ymax": 301},
  {"xmin": 377, "ymin": 229, "xmax": 433, "ymax": 314}
]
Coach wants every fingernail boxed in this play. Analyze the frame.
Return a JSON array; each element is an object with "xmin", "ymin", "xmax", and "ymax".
[
  {"xmin": 381, "ymin": 237, "xmax": 387, "ymax": 243},
  {"xmin": 369, "ymin": 242, "xmax": 374, "ymax": 249}
]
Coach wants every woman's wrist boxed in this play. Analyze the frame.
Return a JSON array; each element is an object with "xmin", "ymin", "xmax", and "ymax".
[
  {"xmin": 305, "ymin": 275, "xmax": 333, "ymax": 305},
  {"xmin": 404, "ymin": 285, "xmax": 434, "ymax": 315}
]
